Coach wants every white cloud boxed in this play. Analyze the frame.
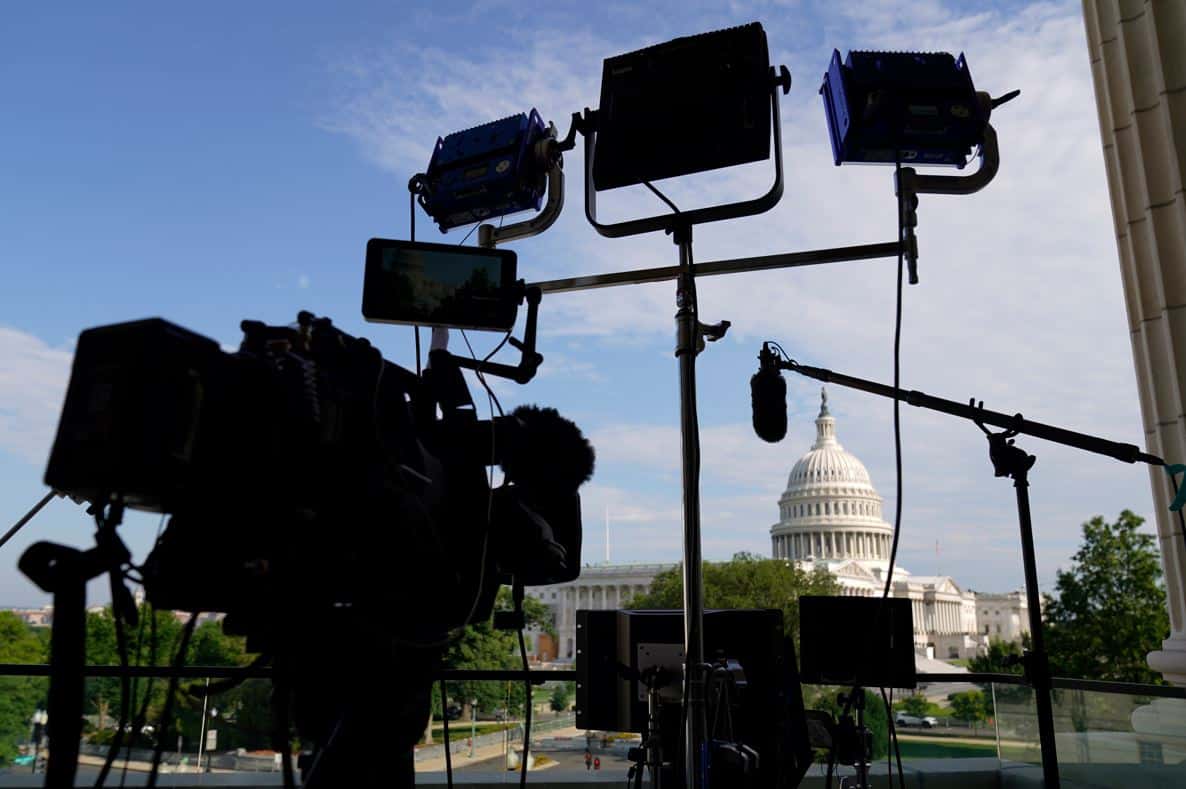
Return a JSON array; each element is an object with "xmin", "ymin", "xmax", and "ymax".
[
  {"xmin": 0, "ymin": 327, "xmax": 72, "ymax": 467},
  {"xmin": 298, "ymin": 274, "xmax": 311, "ymax": 289}
]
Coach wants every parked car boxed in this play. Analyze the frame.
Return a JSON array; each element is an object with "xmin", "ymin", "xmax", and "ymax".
[
  {"xmin": 894, "ymin": 713, "xmax": 938, "ymax": 728},
  {"xmin": 444, "ymin": 704, "xmax": 463, "ymax": 721}
]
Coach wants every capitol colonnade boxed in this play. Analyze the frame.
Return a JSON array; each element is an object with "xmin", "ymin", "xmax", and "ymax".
[{"xmin": 528, "ymin": 565, "xmax": 669, "ymax": 660}]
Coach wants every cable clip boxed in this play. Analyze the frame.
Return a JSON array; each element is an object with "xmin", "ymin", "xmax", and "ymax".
[{"xmin": 1164, "ymin": 463, "xmax": 1186, "ymax": 512}]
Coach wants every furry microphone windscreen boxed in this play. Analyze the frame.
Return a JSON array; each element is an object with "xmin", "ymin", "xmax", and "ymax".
[{"xmin": 499, "ymin": 405, "xmax": 595, "ymax": 494}]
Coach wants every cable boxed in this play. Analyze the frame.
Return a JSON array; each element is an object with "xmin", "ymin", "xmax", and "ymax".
[
  {"xmin": 415, "ymin": 327, "xmax": 422, "ymax": 377},
  {"xmin": 301, "ymin": 718, "xmax": 343, "ymax": 787},
  {"xmin": 116, "ymin": 600, "xmax": 151, "ymax": 788},
  {"xmin": 146, "ymin": 614, "xmax": 197, "ymax": 788},
  {"xmin": 460, "ymin": 329, "xmax": 508, "ymax": 418},
  {"xmin": 643, "ymin": 180, "xmax": 681, "ymax": 214},
  {"xmin": 440, "ymin": 678, "xmax": 454, "ymax": 788},
  {"xmin": 881, "ymin": 687, "xmax": 904, "ymax": 789},
  {"xmin": 825, "ymin": 155, "xmax": 911, "ymax": 789},
  {"xmin": 457, "ymin": 221, "xmax": 481, "ymax": 246},
  {"xmin": 410, "ymin": 190, "xmax": 423, "ymax": 377},
  {"xmin": 1, "ymin": 490, "xmax": 58, "ymax": 551},
  {"xmin": 516, "ymin": 629, "xmax": 532, "ymax": 787},
  {"xmin": 94, "ymin": 605, "xmax": 132, "ymax": 789},
  {"xmin": 884, "ymin": 154, "xmax": 906, "ymax": 601},
  {"xmin": 455, "ymin": 328, "xmax": 504, "ymax": 629},
  {"xmin": 121, "ymin": 605, "xmax": 160, "ymax": 788}
]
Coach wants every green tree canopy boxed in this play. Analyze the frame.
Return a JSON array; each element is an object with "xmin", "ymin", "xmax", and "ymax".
[
  {"xmin": 1043, "ymin": 510, "xmax": 1168, "ymax": 684},
  {"xmin": 948, "ymin": 690, "xmax": 988, "ymax": 725},
  {"xmin": 0, "ymin": 613, "xmax": 48, "ymax": 764},
  {"xmin": 625, "ymin": 552, "xmax": 839, "ymax": 652},
  {"xmin": 549, "ymin": 684, "xmax": 571, "ymax": 712},
  {"xmin": 438, "ymin": 586, "xmax": 552, "ymax": 715},
  {"xmin": 968, "ymin": 638, "xmax": 1024, "ymax": 676},
  {"xmin": 899, "ymin": 694, "xmax": 929, "ymax": 718}
]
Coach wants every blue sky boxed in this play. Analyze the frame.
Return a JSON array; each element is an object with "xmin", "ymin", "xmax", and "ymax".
[{"xmin": 0, "ymin": 1, "xmax": 1158, "ymax": 606}]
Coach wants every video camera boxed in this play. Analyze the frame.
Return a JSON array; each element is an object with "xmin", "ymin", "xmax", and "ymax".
[{"xmin": 24, "ymin": 239, "xmax": 594, "ymax": 787}]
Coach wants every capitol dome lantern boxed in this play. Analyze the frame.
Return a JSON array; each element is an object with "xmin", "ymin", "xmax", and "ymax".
[{"xmin": 770, "ymin": 389, "xmax": 893, "ymax": 570}]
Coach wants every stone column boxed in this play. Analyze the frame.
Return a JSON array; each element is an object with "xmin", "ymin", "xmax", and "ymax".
[{"xmin": 1084, "ymin": 0, "xmax": 1186, "ymax": 684}]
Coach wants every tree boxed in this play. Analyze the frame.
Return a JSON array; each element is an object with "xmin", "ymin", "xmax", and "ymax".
[
  {"xmin": 898, "ymin": 694, "xmax": 929, "ymax": 718},
  {"xmin": 1043, "ymin": 511, "xmax": 1168, "ymax": 684},
  {"xmin": 439, "ymin": 586, "xmax": 553, "ymax": 716},
  {"xmin": 0, "ymin": 613, "xmax": 48, "ymax": 764},
  {"xmin": 949, "ymin": 691, "xmax": 987, "ymax": 729},
  {"xmin": 626, "ymin": 552, "xmax": 839, "ymax": 651},
  {"xmin": 549, "ymin": 684, "xmax": 571, "ymax": 712},
  {"xmin": 968, "ymin": 638, "xmax": 1025, "ymax": 676}
]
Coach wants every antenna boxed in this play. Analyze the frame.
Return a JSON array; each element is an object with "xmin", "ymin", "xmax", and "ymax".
[{"xmin": 605, "ymin": 505, "xmax": 611, "ymax": 563}]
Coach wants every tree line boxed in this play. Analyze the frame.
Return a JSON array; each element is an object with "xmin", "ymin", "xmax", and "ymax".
[{"xmin": 0, "ymin": 509, "xmax": 1170, "ymax": 765}]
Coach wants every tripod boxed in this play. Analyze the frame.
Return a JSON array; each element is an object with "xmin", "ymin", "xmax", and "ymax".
[{"xmin": 829, "ymin": 687, "xmax": 873, "ymax": 789}]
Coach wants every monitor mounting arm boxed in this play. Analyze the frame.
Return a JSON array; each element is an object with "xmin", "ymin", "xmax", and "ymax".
[{"xmin": 448, "ymin": 284, "xmax": 543, "ymax": 385}]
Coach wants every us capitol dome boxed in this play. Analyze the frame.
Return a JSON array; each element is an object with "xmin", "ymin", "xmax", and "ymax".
[
  {"xmin": 769, "ymin": 390, "xmax": 1016, "ymax": 660},
  {"xmin": 770, "ymin": 388, "xmax": 894, "ymax": 578}
]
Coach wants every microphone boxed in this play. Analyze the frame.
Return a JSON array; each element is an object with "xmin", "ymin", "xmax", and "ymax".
[{"xmin": 751, "ymin": 343, "xmax": 787, "ymax": 443}]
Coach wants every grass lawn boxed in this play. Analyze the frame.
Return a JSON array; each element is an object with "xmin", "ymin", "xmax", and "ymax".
[
  {"xmin": 422, "ymin": 722, "xmax": 513, "ymax": 743},
  {"xmin": 896, "ymin": 739, "xmax": 998, "ymax": 759}
]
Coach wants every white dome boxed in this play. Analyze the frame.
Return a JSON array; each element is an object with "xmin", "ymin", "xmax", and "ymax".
[{"xmin": 771, "ymin": 389, "xmax": 892, "ymax": 566}]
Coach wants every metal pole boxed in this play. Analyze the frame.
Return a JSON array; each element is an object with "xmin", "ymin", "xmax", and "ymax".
[
  {"xmin": 528, "ymin": 241, "xmax": 900, "ymax": 295},
  {"xmin": 673, "ymin": 224, "xmax": 707, "ymax": 789},
  {"xmin": 1, "ymin": 491, "xmax": 58, "ymax": 552},
  {"xmin": 1012, "ymin": 465, "xmax": 1061, "ymax": 788}
]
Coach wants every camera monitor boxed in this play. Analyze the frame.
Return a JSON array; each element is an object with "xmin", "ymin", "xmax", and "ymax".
[
  {"xmin": 362, "ymin": 238, "xmax": 519, "ymax": 331},
  {"xmin": 799, "ymin": 596, "xmax": 917, "ymax": 689}
]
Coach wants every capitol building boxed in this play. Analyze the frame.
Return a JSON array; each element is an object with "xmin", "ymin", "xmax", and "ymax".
[
  {"xmin": 771, "ymin": 390, "xmax": 1010, "ymax": 660},
  {"xmin": 527, "ymin": 390, "xmax": 1027, "ymax": 663}
]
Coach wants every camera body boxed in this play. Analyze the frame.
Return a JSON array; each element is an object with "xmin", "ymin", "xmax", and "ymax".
[{"xmin": 45, "ymin": 311, "xmax": 589, "ymax": 648}]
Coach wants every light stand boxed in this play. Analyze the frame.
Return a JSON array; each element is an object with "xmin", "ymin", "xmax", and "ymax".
[
  {"xmin": 835, "ymin": 687, "xmax": 872, "ymax": 789},
  {"xmin": 574, "ymin": 65, "xmax": 790, "ymax": 789},
  {"xmin": 777, "ymin": 355, "xmax": 1174, "ymax": 789}
]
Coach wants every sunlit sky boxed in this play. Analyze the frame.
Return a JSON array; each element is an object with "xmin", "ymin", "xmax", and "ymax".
[{"xmin": 0, "ymin": 1, "xmax": 1158, "ymax": 607}]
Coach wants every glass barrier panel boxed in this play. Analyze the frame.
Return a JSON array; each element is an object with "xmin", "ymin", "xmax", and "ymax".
[
  {"xmin": 990, "ymin": 681, "xmax": 1041, "ymax": 767},
  {"xmin": 1051, "ymin": 687, "xmax": 1186, "ymax": 788},
  {"xmin": 417, "ymin": 677, "xmax": 589, "ymax": 782}
]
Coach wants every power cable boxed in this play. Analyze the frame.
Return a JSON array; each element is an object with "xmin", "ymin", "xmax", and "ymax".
[
  {"xmin": 116, "ymin": 601, "xmax": 151, "ymax": 788},
  {"xmin": 884, "ymin": 155, "xmax": 906, "ymax": 601},
  {"xmin": 517, "ymin": 628, "xmax": 531, "ymax": 788},
  {"xmin": 881, "ymin": 687, "xmax": 904, "ymax": 789},
  {"xmin": 457, "ymin": 221, "xmax": 482, "ymax": 246},
  {"xmin": 411, "ymin": 189, "xmax": 422, "ymax": 376},
  {"xmin": 440, "ymin": 678, "xmax": 454, "ymax": 788},
  {"xmin": 826, "ymin": 154, "xmax": 910, "ymax": 789},
  {"xmin": 94, "ymin": 603, "xmax": 132, "ymax": 789},
  {"xmin": 146, "ymin": 614, "xmax": 197, "ymax": 788},
  {"xmin": 643, "ymin": 180, "xmax": 681, "ymax": 214}
]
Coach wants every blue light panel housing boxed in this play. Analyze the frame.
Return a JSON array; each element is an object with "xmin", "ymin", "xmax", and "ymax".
[
  {"xmin": 423, "ymin": 109, "xmax": 549, "ymax": 232},
  {"xmin": 820, "ymin": 50, "xmax": 987, "ymax": 167}
]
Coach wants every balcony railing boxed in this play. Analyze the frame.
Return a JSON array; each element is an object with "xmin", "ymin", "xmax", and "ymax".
[{"xmin": 1, "ymin": 666, "xmax": 1185, "ymax": 787}]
